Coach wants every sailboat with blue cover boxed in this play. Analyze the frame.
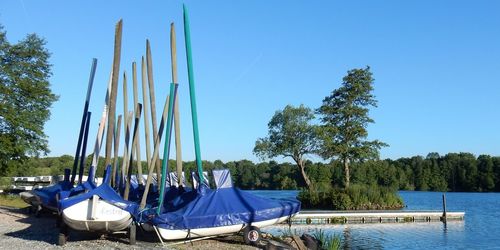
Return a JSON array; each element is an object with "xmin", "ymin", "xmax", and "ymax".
[
  {"xmin": 144, "ymin": 7, "xmax": 301, "ymax": 243},
  {"xmin": 57, "ymin": 20, "xmax": 139, "ymax": 246}
]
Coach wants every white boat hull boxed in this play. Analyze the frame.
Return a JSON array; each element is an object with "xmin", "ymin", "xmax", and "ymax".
[
  {"xmin": 157, "ymin": 215, "xmax": 292, "ymax": 240},
  {"xmin": 20, "ymin": 191, "xmax": 41, "ymax": 206},
  {"xmin": 62, "ymin": 198, "xmax": 132, "ymax": 232}
]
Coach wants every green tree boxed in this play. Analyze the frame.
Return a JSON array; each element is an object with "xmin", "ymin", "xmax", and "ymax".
[
  {"xmin": 317, "ymin": 67, "xmax": 387, "ymax": 188},
  {"xmin": 493, "ymin": 157, "xmax": 500, "ymax": 192},
  {"xmin": 235, "ymin": 160, "xmax": 256, "ymax": 189},
  {"xmin": 254, "ymin": 105, "xmax": 318, "ymax": 189},
  {"xmin": 477, "ymin": 155, "xmax": 495, "ymax": 191},
  {"xmin": 0, "ymin": 25, "xmax": 58, "ymax": 175}
]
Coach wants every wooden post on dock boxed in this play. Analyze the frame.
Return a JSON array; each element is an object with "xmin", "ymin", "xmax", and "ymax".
[{"xmin": 442, "ymin": 193, "xmax": 447, "ymax": 223}]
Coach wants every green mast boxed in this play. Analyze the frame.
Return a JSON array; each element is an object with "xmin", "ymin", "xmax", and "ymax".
[
  {"xmin": 156, "ymin": 83, "xmax": 178, "ymax": 214},
  {"xmin": 183, "ymin": 5, "xmax": 204, "ymax": 184}
]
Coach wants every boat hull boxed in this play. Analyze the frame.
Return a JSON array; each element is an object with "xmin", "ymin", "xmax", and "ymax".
[
  {"xmin": 157, "ymin": 214, "xmax": 292, "ymax": 240},
  {"xmin": 20, "ymin": 191, "xmax": 59, "ymax": 211},
  {"xmin": 20, "ymin": 191, "xmax": 41, "ymax": 206},
  {"xmin": 62, "ymin": 198, "xmax": 132, "ymax": 232}
]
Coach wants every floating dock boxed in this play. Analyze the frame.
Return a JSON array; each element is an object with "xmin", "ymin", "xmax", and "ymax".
[{"xmin": 290, "ymin": 210, "xmax": 465, "ymax": 224}]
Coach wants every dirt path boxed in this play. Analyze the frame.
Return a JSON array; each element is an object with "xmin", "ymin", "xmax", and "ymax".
[{"xmin": 0, "ymin": 206, "xmax": 262, "ymax": 250}]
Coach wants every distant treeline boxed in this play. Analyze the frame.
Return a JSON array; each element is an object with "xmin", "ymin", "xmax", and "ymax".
[{"xmin": 3, "ymin": 152, "xmax": 500, "ymax": 192}]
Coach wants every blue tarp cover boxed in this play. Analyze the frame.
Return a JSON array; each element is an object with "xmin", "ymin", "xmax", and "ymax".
[
  {"xmin": 32, "ymin": 180, "xmax": 73, "ymax": 209},
  {"xmin": 151, "ymin": 184, "xmax": 300, "ymax": 230},
  {"xmin": 59, "ymin": 166, "xmax": 98, "ymax": 201},
  {"xmin": 59, "ymin": 165, "xmax": 138, "ymax": 215}
]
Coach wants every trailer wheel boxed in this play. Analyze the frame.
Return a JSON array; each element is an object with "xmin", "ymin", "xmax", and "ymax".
[
  {"xmin": 58, "ymin": 221, "xmax": 69, "ymax": 246},
  {"xmin": 243, "ymin": 226, "xmax": 261, "ymax": 246},
  {"xmin": 128, "ymin": 222, "xmax": 136, "ymax": 245}
]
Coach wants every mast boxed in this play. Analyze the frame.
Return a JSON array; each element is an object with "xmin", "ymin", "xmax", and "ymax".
[
  {"xmin": 112, "ymin": 115, "xmax": 122, "ymax": 187},
  {"xmin": 132, "ymin": 62, "xmax": 143, "ymax": 184},
  {"xmin": 141, "ymin": 56, "xmax": 153, "ymax": 189},
  {"xmin": 121, "ymin": 72, "xmax": 130, "ymax": 186},
  {"xmin": 139, "ymin": 95, "xmax": 169, "ymax": 209},
  {"xmin": 146, "ymin": 40, "xmax": 162, "ymax": 182},
  {"xmin": 70, "ymin": 58, "xmax": 97, "ymax": 184},
  {"xmin": 105, "ymin": 19, "xmax": 123, "ymax": 167},
  {"xmin": 120, "ymin": 112, "xmax": 133, "ymax": 189},
  {"xmin": 171, "ymin": 23, "xmax": 184, "ymax": 187},
  {"xmin": 157, "ymin": 82, "xmax": 178, "ymax": 214},
  {"xmin": 77, "ymin": 112, "xmax": 92, "ymax": 184},
  {"xmin": 183, "ymin": 5, "xmax": 204, "ymax": 184},
  {"xmin": 124, "ymin": 103, "xmax": 142, "ymax": 200},
  {"xmin": 90, "ymin": 69, "xmax": 112, "ymax": 176}
]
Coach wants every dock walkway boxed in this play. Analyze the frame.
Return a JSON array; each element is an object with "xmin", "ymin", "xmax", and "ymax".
[{"xmin": 291, "ymin": 210, "xmax": 465, "ymax": 224}]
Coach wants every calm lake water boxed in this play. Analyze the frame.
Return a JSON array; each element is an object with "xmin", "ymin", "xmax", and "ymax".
[{"xmin": 249, "ymin": 190, "xmax": 500, "ymax": 249}]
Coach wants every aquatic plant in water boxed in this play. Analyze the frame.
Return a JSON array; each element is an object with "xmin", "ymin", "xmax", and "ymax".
[{"xmin": 313, "ymin": 229, "xmax": 342, "ymax": 250}]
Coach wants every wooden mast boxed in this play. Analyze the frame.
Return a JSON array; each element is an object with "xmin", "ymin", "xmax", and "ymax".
[
  {"xmin": 171, "ymin": 23, "xmax": 184, "ymax": 187},
  {"xmin": 121, "ymin": 72, "xmax": 131, "ymax": 186},
  {"xmin": 140, "ymin": 95, "xmax": 169, "ymax": 209},
  {"xmin": 104, "ymin": 20, "xmax": 122, "ymax": 167},
  {"xmin": 112, "ymin": 115, "xmax": 122, "ymax": 187},
  {"xmin": 146, "ymin": 40, "xmax": 162, "ymax": 182},
  {"xmin": 121, "ymin": 112, "xmax": 133, "ymax": 187},
  {"xmin": 90, "ymin": 68, "xmax": 112, "ymax": 178},
  {"xmin": 124, "ymin": 104, "xmax": 142, "ymax": 200},
  {"xmin": 132, "ymin": 62, "xmax": 143, "ymax": 184},
  {"xmin": 141, "ymin": 56, "xmax": 153, "ymax": 189}
]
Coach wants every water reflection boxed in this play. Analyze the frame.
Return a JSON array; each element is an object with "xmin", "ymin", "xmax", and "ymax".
[
  {"xmin": 343, "ymin": 226, "xmax": 351, "ymax": 250},
  {"xmin": 266, "ymin": 221, "xmax": 465, "ymax": 249}
]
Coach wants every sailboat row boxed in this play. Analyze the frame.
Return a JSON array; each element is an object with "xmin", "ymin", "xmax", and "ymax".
[{"xmin": 20, "ymin": 5, "xmax": 300, "ymax": 246}]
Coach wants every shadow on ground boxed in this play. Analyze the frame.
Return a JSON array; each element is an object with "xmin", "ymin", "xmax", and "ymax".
[{"xmin": 3, "ymin": 207, "xmax": 159, "ymax": 247}]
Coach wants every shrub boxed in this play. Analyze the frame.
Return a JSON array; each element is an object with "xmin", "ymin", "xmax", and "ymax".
[
  {"xmin": 298, "ymin": 184, "xmax": 404, "ymax": 210},
  {"xmin": 0, "ymin": 177, "xmax": 11, "ymax": 189}
]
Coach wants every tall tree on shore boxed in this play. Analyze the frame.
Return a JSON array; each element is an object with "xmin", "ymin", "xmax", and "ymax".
[
  {"xmin": 254, "ymin": 104, "xmax": 318, "ymax": 189},
  {"xmin": 317, "ymin": 66, "xmax": 387, "ymax": 188},
  {"xmin": 0, "ymin": 25, "xmax": 58, "ymax": 175}
]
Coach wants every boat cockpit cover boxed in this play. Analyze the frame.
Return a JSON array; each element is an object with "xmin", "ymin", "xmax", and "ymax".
[
  {"xmin": 59, "ymin": 166, "xmax": 98, "ymax": 201},
  {"xmin": 169, "ymin": 172, "xmax": 187, "ymax": 187},
  {"xmin": 191, "ymin": 171, "xmax": 209, "ymax": 189},
  {"xmin": 213, "ymin": 169, "xmax": 232, "ymax": 189},
  {"xmin": 59, "ymin": 165, "xmax": 138, "ymax": 215},
  {"xmin": 152, "ymin": 171, "xmax": 300, "ymax": 230}
]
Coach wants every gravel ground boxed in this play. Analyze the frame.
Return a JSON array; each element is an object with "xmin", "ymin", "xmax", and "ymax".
[{"xmin": 0, "ymin": 206, "xmax": 265, "ymax": 250}]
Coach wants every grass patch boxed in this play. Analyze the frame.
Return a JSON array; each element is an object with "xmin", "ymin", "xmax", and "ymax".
[
  {"xmin": 0, "ymin": 194, "xmax": 29, "ymax": 208},
  {"xmin": 312, "ymin": 229, "xmax": 342, "ymax": 250}
]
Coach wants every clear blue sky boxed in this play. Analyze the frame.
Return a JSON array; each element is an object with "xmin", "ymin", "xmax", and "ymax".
[{"xmin": 1, "ymin": 1, "xmax": 500, "ymax": 163}]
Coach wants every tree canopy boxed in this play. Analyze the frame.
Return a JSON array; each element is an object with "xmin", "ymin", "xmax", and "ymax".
[
  {"xmin": 0, "ymin": 25, "xmax": 58, "ymax": 175},
  {"xmin": 253, "ymin": 104, "xmax": 318, "ymax": 189},
  {"xmin": 5, "ymin": 152, "xmax": 500, "ymax": 193},
  {"xmin": 317, "ymin": 66, "xmax": 387, "ymax": 188}
]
